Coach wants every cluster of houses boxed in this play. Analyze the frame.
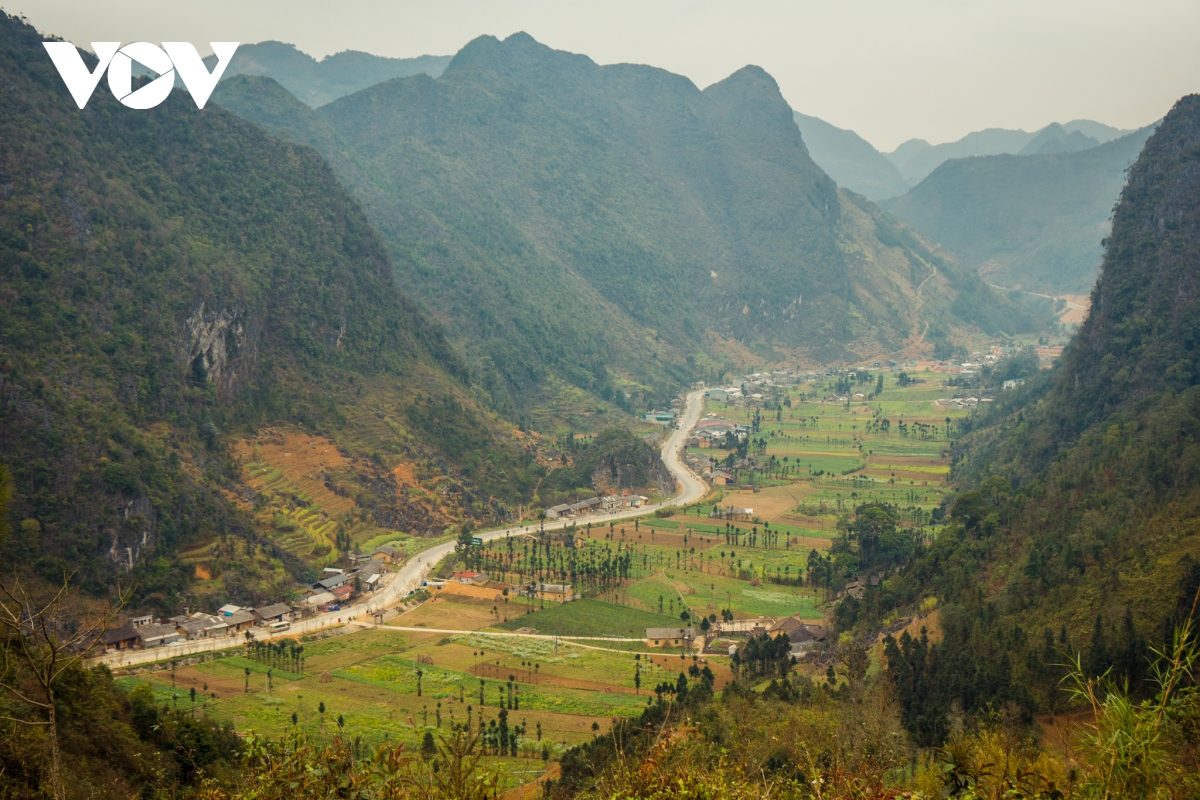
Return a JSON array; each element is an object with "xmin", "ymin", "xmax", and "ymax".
[
  {"xmin": 644, "ymin": 615, "xmax": 828, "ymax": 658},
  {"xmin": 94, "ymin": 543, "xmax": 404, "ymax": 655},
  {"xmin": 682, "ymin": 451, "xmax": 738, "ymax": 486},
  {"xmin": 934, "ymin": 396, "xmax": 983, "ymax": 410},
  {"xmin": 686, "ymin": 415, "xmax": 747, "ymax": 449},
  {"xmin": 544, "ymin": 494, "xmax": 647, "ymax": 520},
  {"xmin": 766, "ymin": 617, "xmax": 829, "ymax": 656},
  {"xmin": 98, "ymin": 603, "xmax": 285, "ymax": 654}
]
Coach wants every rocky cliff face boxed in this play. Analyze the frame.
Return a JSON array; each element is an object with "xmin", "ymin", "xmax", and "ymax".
[
  {"xmin": 185, "ymin": 302, "xmax": 252, "ymax": 393},
  {"xmin": 590, "ymin": 451, "xmax": 674, "ymax": 496}
]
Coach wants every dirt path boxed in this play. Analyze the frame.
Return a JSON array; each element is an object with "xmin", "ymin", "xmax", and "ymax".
[{"xmin": 502, "ymin": 763, "xmax": 560, "ymax": 800}]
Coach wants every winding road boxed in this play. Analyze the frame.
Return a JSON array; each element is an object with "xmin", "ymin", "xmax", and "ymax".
[{"xmin": 96, "ymin": 390, "xmax": 709, "ymax": 668}]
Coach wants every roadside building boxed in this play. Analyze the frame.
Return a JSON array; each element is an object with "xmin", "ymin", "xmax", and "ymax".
[
  {"xmin": 315, "ymin": 572, "xmax": 351, "ymax": 592},
  {"xmin": 252, "ymin": 603, "xmax": 292, "ymax": 625},
  {"xmin": 224, "ymin": 610, "xmax": 256, "ymax": 634},
  {"xmin": 370, "ymin": 544, "xmax": 401, "ymax": 563},
  {"xmin": 99, "ymin": 625, "xmax": 139, "ymax": 653},
  {"xmin": 302, "ymin": 592, "xmax": 336, "ymax": 613},
  {"xmin": 138, "ymin": 623, "xmax": 185, "ymax": 648},
  {"xmin": 527, "ymin": 583, "xmax": 574, "ymax": 602},
  {"xmin": 545, "ymin": 503, "xmax": 572, "ymax": 519},
  {"xmin": 452, "ymin": 571, "xmax": 489, "ymax": 585},
  {"xmin": 645, "ymin": 626, "xmax": 695, "ymax": 648}
]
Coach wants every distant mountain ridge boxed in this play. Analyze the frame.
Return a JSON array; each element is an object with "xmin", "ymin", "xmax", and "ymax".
[
  {"xmin": 213, "ymin": 32, "xmax": 1044, "ymax": 422},
  {"xmin": 882, "ymin": 125, "xmax": 1156, "ymax": 294},
  {"xmin": 203, "ymin": 40, "xmax": 452, "ymax": 107},
  {"xmin": 792, "ymin": 112, "xmax": 910, "ymax": 200},
  {"xmin": 887, "ymin": 119, "xmax": 1132, "ymax": 185}
]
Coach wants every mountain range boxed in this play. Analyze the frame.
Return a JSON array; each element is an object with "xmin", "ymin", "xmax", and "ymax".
[
  {"xmin": 201, "ymin": 40, "xmax": 452, "ymax": 107},
  {"xmin": 887, "ymin": 119, "xmax": 1132, "ymax": 186},
  {"xmin": 207, "ymin": 38, "xmax": 1144, "ymax": 302},
  {"xmin": 793, "ymin": 114, "xmax": 1134, "ymax": 200},
  {"xmin": 212, "ymin": 33, "xmax": 1044, "ymax": 422},
  {"xmin": 881, "ymin": 125, "xmax": 1156, "ymax": 294}
]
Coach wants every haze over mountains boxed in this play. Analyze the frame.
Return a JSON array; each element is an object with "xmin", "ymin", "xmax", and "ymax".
[
  {"xmin": 882, "ymin": 125, "xmax": 1156, "ymax": 294},
  {"xmin": 201, "ymin": 38, "xmax": 1153, "ymax": 300},
  {"xmin": 213, "ymin": 33, "xmax": 1042, "ymax": 421},
  {"xmin": 206, "ymin": 40, "xmax": 452, "ymax": 107},
  {"xmin": 793, "ymin": 113, "xmax": 1136, "ymax": 199},
  {"xmin": 791, "ymin": 112, "xmax": 910, "ymax": 200}
]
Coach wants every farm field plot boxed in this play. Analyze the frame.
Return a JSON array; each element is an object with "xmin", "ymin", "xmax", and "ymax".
[
  {"xmin": 492, "ymin": 598, "xmax": 682, "ymax": 639},
  {"xmin": 114, "ymin": 619, "xmax": 692, "ymax": 791},
  {"xmin": 625, "ymin": 571, "xmax": 821, "ymax": 621},
  {"xmin": 702, "ymin": 371, "xmax": 971, "ymax": 522},
  {"xmin": 391, "ymin": 593, "xmax": 536, "ymax": 630}
]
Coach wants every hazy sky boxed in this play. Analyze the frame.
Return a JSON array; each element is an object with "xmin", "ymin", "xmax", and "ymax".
[{"xmin": 15, "ymin": 0, "xmax": 1198, "ymax": 151}]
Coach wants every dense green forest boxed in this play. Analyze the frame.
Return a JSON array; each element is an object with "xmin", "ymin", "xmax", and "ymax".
[
  {"xmin": 0, "ymin": 14, "xmax": 540, "ymax": 606},
  {"xmin": 836, "ymin": 94, "xmax": 1200, "ymax": 742},
  {"xmin": 212, "ymin": 33, "xmax": 1046, "ymax": 420},
  {"xmin": 538, "ymin": 428, "xmax": 672, "ymax": 506}
]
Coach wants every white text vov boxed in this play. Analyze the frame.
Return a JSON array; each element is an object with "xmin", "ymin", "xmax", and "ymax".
[{"xmin": 42, "ymin": 42, "xmax": 239, "ymax": 109}]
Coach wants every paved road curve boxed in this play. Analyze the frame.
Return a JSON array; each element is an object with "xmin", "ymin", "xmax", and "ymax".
[{"xmin": 96, "ymin": 390, "xmax": 709, "ymax": 669}]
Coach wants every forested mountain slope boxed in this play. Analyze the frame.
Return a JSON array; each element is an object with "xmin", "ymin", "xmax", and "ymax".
[
  {"xmin": 215, "ymin": 33, "xmax": 1043, "ymax": 418},
  {"xmin": 883, "ymin": 125, "xmax": 1156, "ymax": 294},
  {"xmin": 0, "ymin": 15, "xmax": 538, "ymax": 604},
  {"xmin": 867, "ymin": 95, "xmax": 1200, "ymax": 737}
]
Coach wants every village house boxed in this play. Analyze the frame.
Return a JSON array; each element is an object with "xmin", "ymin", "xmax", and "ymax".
[
  {"xmin": 332, "ymin": 584, "xmax": 355, "ymax": 603},
  {"xmin": 370, "ymin": 544, "xmax": 401, "ymax": 563},
  {"xmin": 99, "ymin": 625, "xmax": 139, "ymax": 653},
  {"xmin": 568, "ymin": 497, "xmax": 602, "ymax": 516},
  {"xmin": 645, "ymin": 626, "xmax": 695, "ymax": 648},
  {"xmin": 301, "ymin": 591, "xmax": 336, "ymax": 613},
  {"xmin": 128, "ymin": 614, "xmax": 154, "ymax": 629},
  {"xmin": 545, "ymin": 503, "xmax": 572, "ymax": 519},
  {"xmin": 355, "ymin": 560, "xmax": 386, "ymax": 590},
  {"xmin": 452, "ymin": 571, "xmax": 489, "ymax": 585},
  {"xmin": 767, "ymin": 616, "xmax": 807, "ymax": 640},
  {"xmin": 137, "ymin": 623, "xmax": 185, "ymax": 648},
  {"xmin": 224, "ymin": 610, "xmax": 257, "ymax": 634},
  {"xmin": 252, "ymin": 603, "xmax": 292, "ymax": 625},
  {"xmin": 173, "ymin": 617, "xmax": 213, "ymax": 640},
  {"xmin": 527, "ymin": 583, "xmax": 574, "ymax": 602},
  {"xmin": 314, "ymin": 572, "xmax": 351, "ymax": 592},
  {"xmin": 711, "ymin": 470, "xmax": 734, "ymax": 486}
]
